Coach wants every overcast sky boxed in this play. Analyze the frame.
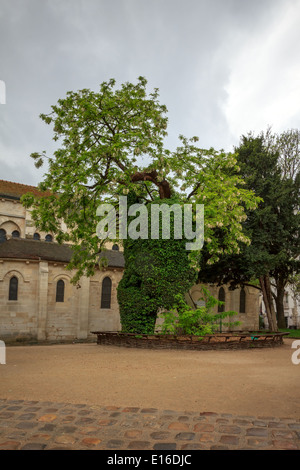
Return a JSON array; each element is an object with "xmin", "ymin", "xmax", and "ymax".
[{"xmin": 1, "ymin": 0, "xmax": 300, "ymax": 186}]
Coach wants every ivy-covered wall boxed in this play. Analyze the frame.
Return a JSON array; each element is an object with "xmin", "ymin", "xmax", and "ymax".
[{"xmin": 117, "ymin": 197, "xmax": 197, "ymax": 334}]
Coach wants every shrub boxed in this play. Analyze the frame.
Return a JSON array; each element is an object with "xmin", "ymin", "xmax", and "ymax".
[{"xmin": 158, "ymin": 286, "xmax": 240, "ymax": 337}]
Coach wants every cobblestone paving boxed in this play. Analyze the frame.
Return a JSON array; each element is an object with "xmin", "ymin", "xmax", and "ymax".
[{"xmin": 0, "ymin": 399, "xmax": 299, "ymax": 450}]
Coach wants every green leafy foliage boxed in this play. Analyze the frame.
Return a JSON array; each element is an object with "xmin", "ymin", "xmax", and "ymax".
[
  {"xmin": 21, "ymin": 77, "xmax": 169, "ymax": 283},
  {"xmin": 169, "ymin": 136, "xmax": 260, "ymax": 267},
  {"xmin": 117, "ymin": 195, "xmax": 198, "ymax": 333},
  {"xmin": 158, "ymin": 287, "xmax": 240, "ymax": 337},
  {"xmin": 198, "ymin": 129, "xmax": 300, "ymax": 330},
  {"xmin": 22, "ymin": 77, "xmax": 260, "ymax": 285},
  {"xmin": 22, "ymin": 77, "xmax": 262, "ymax": 333}
]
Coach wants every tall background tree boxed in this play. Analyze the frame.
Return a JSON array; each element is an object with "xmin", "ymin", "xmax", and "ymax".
[
  {"xmin": 22, "ymin": 77, "xmax": 259, "ymax": 333},
  {"xmin": 198, "ymin": 129, "xmax": 300, "ymax": 330}
]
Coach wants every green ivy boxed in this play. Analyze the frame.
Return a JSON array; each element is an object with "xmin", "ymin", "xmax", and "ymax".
[{"xmin": 117, "ymin": 195, "xmax": 198, "ymax": 334}]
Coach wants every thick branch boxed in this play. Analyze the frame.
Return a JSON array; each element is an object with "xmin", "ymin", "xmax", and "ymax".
[
  {"xmin": 243, "ymin": 283, "xmax": 262, "ymax": 291},
  {"xmin": 131, "ymin": 170, "xmax": 171, "ymax": 199}
]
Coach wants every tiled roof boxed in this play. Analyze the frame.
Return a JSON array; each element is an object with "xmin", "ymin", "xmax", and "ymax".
[
  {"xmin": 0, "ymin": 238, "xmax": 125, "ymax": 268},
  {"xmin": 99, "ymin": 249, "xmax": 125, "ymax": 268},
  {"xmin": 0, "ymin": 180, "xmax": 51, "ymax": 200}
]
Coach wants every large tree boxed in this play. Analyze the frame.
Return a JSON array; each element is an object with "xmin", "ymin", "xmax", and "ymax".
[
  {"xmin": 198, "ymin": 129, "xmax": 300, "ymax": 330},
  {"xmin": 22, "ymin": 77, "xmax": 259, "ymax": 333}
]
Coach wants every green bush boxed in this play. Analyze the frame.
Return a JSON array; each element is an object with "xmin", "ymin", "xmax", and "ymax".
[{"xmin": 158, "ymin": 286, "xmax": 240, "ymax": 337}]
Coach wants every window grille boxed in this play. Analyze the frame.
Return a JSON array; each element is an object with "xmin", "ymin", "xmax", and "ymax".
[
  {"xmin": 101, "ymin": 277, "xmax": 112, "ymax": 309},
  {"xmin": 218, "ymin": 287, "xmax": 225, "ymax": 313},
  {"xmin": 56, "ymin": 279, "xmax": 65, "ymax": 302},
  {"xmin": 12, "ymin": 230, "xmax": 20, "ymax": 238},
  {"xmin": 9, "ymin": 276, "xmax": 18, "ymax": 301},
  {"xmin": 239, "ymin": 288, "xmax": 246, "ymax": 313},
  {"xmin": 0, "ymin": 229, "xmax": 6, "ymax": 243}
]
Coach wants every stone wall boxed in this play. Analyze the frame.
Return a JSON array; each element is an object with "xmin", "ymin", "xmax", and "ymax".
[
  {"xmin": 0, "ymin": 259, "xmax": 123, "ymax": 343},
  {"xmin": 0, "ymin": 196, "xmax": 260, "ymax": 342},
  {"xmin": 88, "ymin": 269, "xmax": 123, "ymax": 337},
  {"xmin": 0, "ymin": 259, "xmax": 260, "ymax": 342},
  {"xmin": 0, "ymin": 199, "xmax": 26, "ymax": 238},
  {"xmin": 0, "ymin": 197, "xmax": 57, "ymax": 242},
  {"xmin": 189, "ymin": 284, "xmax": 260, "ymax": 330},
  {"xmin": 0, "ymin": 259, "xmax": 39, "ymax": 341}
]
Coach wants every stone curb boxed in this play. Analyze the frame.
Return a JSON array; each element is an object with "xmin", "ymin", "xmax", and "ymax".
[{"xmin": 0, "ymin": 399, "xmax": 299, "ymax": 450}]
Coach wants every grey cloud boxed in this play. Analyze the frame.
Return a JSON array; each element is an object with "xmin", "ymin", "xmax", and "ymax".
[{"xmin": 0, "ymin": 0, "xmax": 296, "ymax": 185}]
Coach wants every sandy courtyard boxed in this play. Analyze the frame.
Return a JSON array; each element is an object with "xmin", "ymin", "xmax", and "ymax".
[{"xmin": 1, "ymin": 338, "xmax": 299, "ymax": 419}]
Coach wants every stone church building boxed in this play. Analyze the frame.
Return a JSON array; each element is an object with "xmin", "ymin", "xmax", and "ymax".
[{"xmin": 0, "ymin": 179, "xmax": 260, "ymax": 343}]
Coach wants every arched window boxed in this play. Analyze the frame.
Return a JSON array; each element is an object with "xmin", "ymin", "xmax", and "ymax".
[
  {"xmin": 112, "ymin": 244, "xmax": 119, "ymax": 251},
  {"xmin": 12, "ymin": 230, "xmax": 20, "ymax": 238},
  {"xmin": 9, "ymin": 276, "xmax": 18, "ymax": 301},
  {"xmin": 0, "ymin": 229, "xmax": 6, "ymax": 243},
  {"xmin": 56, "ymin": 280, "xmax": 65, "ymax": 302},
  {"xmin": 101, "ymin": 277, "xmax": 112, "ymax": 309},
  {"xmin": 45, "ymin": 234, "xmax": 53, "ymax": 242},
  {"xmin": 218, "ymin": 287, "xmax": 225, "ymax": 313},
  {"xmin": 239, "ymin": 288, "xmax": 246, "ymax": 313},
  {"xmin": 33, "ymin": 233, "xmax": 40, "ymax": 240}
]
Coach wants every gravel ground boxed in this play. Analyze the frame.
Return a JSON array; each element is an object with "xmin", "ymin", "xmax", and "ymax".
[{"xmin": 1, "ymin": 338, "xmax": 299, "ymax": 419}]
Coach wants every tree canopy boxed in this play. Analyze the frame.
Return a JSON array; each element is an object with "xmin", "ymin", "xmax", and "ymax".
[
  {"xmin": 198, "ymin": 129, "xmax": 300, "ymax": 330},
  {"xmin": 22, "ymin": 77, "xmax": 260, "ymax": 332}
]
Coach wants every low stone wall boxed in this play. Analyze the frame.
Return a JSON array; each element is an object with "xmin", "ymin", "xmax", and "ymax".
[{"xmin": 91, "ymin": 331, "xmax": 289, "ymax": 351}]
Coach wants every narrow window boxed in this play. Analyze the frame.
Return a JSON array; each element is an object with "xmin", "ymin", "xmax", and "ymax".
[
  {"xmin": 9, "ymin": 276, "xmax": 18, "ymax": 301},
  {"xmin": 0, "ymin": 229, "xmax": 6, "ymax": 243},
  {"xmin": 218, "ymin": 287, "xmax": 225, "ymax": 313},
  {"xmin": 12, "ymin": 230, "xmax": 20, "ymax": 238},
  {"xmin": 56, "ymin": 280, "xmax": 65, "ymax": 302},
  {"xmin": 33, "ymin": 233, "xmax": 40, "ymax": 240},
  {"xmin": 112, "ymin": 244, "xmax": 119, "ymax": 251},
  {"xmin": 239, "ymin": 288, "xmax": 246, "ymax": 313},
  {"xmin": 101, "ymin": 277, "xmax": 112, "ymax": 309},
  {"xmin": 45, "ymin": 234, "xmax": 53, "ymax": 242}
]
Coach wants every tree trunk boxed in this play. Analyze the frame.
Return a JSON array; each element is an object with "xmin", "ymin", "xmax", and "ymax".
[
  {"xmin": 275, "ymin": 279, "xmax": 287, "ymax": 329},
  {"xmin": 265, "ymin": 276, "xmax": 278, "ymax": 331},
  {"xmin": 259, "ymin": 275, "xmax": 278, "ymax": 331}
]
